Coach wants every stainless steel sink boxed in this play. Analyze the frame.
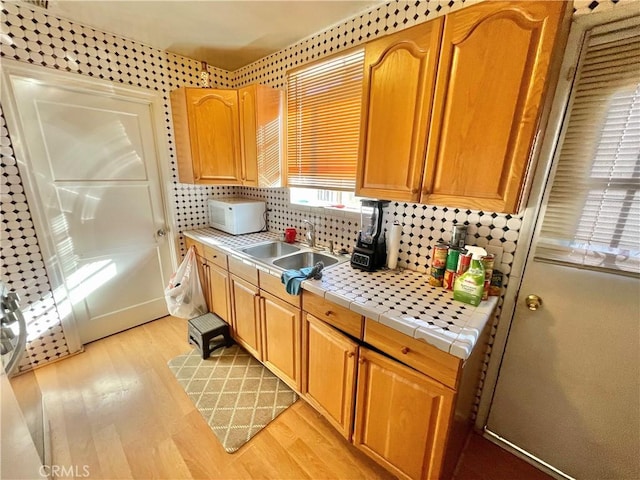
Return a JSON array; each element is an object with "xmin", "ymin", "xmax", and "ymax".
[
  {"xmin": 240, "ymin": 241, "xmax": 300, "ymax": 259},
  {"xmin": 271, "ymin": 251, "xmax": 340, "ymax": 270}
]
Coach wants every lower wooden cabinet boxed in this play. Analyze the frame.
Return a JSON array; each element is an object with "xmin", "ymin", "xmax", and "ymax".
[
  {"xmin": 209, "ymin": 264, "xmax": 230, "ymax": 323},
  {"xmin": 354, "ymin": 347, "xmax": 456, "ymax": 480},
  {"xmin": 184, "ymin": 237, "xmax": 212, "ymax": 311},
  {"xmin": 302, "ymin": 313, "xmax": 358, "ymax": 440},
  {"xmin": 230, "ymin": 274, "xmax": 262, "ymax": 360},
  {"xmin": 260, "ymin": 290, "xmax": 302, "ymax": 391},
  {"xmin": 184, "ymin": 238, "xmax": 230, "ymax": 321},
  {"xmin": 183, "ymin": 238, "xmax": 474, "ymax": 480}
]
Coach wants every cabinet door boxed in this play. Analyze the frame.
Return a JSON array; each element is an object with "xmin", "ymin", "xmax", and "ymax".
[
  {"xmin": 230, "ymin": 275, "xmax": 261, "ymax": 360},
  {"xmin": 260, "ymin": 291, "xmax": 301, "ymax": 391},
  {"xmin": 209, "ymin": 264, "xmax": 230, "ymax": 323},
  {"xmin": 422, "ymin": 1, "xmax": 567, "ymax": 213},
  {"xmin": 356, "ymin": 18, "xmax": 443, "ymax": 202},
  {"xmin": 354, "ymin": 348, "xmax": 455, "ymax": 480},
  {"xmin": 302, "ymin": 314, "xmax": 358, "ymax": 440},
  {"xmin": 186, "ymin": 88, "xmax": 242, "ymax": 184},
  {"xmin": 239, "ymin": 85, "xmax": 283, "ymax": 188},
  {"xmin": 255, "ymin": 85, "xmax": 283, "ymax": 188},
  {"xmin": 238, "ymin": 85, "xmax": 259, "ymax": 186}
]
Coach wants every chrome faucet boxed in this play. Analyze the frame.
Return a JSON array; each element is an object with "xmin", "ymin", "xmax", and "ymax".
[{"xmin": 302, "ymin": 219, "xmax": 316, "ymax": 248}]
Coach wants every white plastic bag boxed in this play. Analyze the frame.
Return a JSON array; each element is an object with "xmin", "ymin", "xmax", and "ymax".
[{"xmin": 165, "ymin": 246, "xmax": 207, "ymax": 319}]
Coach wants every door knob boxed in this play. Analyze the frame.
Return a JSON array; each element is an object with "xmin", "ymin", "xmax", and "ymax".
[
  {"xmin": 525, "ymin": 294, "xmax": 542, "ymax": 311},
  {"xmin": 157, "ymin": 228, "xmax": 166, "ymax": 237}
]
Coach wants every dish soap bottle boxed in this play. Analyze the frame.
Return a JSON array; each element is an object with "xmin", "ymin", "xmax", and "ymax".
[{"xmin": 453, "ymin": 246, "xmax": 486, "ymax": 306}]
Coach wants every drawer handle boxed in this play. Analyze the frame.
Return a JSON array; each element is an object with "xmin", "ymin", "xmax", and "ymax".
[
  {"xmin": 325, "ymin": 310, "xmax": 334, "ymax": 316},
  {"xmin": 401, "ymin": 347, "xmax": 410, "ymax": 355}
]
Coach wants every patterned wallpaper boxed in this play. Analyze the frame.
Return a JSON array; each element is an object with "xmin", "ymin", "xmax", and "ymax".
[
  {"xmin": 0, "ymin": 2, "xmax": 237, "ymax": 371},
  {"xmin": 0, "ymin": 0, "xmax": 625, "ymax": 374}
]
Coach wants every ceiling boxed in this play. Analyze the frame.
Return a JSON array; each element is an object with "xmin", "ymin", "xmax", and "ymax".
[{"xmin": 44, "ymin": 0, "xmax": 387, "ymax": 71}]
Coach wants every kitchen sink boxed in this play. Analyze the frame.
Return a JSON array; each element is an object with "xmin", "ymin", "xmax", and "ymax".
[
  {"xmin": 240, "ymin": 241, "xmax": 300, "ymax": 259},
  {"xmin": 271, "ymin": 251, "xmax": 340, "ymax": 270}
]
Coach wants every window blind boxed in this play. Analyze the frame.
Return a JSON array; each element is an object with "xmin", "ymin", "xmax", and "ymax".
[
  {"xmin": 286, "ymin": 49, "xmax": 364, "ymax": 190},
  {"xmin": 536, "ymin": 22, "xmax": 640, "ymax": 275}
]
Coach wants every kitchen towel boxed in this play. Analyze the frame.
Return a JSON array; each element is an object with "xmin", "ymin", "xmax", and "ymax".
[
  {"xmin": 281, "ymin": 262, "xmax": 324, "ymax": 295},
  {"xmin": 387, "ymin": 221, "xmax": 402, "ymax": 269}
]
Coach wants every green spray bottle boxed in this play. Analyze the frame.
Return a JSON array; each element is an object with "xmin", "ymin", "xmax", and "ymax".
[{"xmin": 453, "ymin": 246, "xmax": 486, "ymax": 306}]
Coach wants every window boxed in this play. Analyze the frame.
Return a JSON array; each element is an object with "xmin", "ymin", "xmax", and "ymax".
[
  {"xmin": 535, "ymin": 20, "xmax": 640, "ymax": 275},
  {"xmin": 289, "ymin": 187, "xmax": 363, "ymax": 211},
  {"xmin": 286, "ymin": 48, "xmax": 365, "ymax": 191}
]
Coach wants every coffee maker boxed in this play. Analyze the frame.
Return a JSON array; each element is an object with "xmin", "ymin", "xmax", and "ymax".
[{"xmin": 351, "ymin": 199, "xmax": 390, "ymax": 271}]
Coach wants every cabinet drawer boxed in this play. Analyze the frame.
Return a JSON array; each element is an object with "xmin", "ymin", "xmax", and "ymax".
[
  {"xmin": 302, "ymin": 291, "xmax": 363, "ymax": 340},
  {"xmin": 259, "ymin": 270, "xmax": 301, "ymax": 308},
  {"xmin": 228, "ymin": 256, "xmax": 259, "ymax": 286},
  {"xmin": 203, "ymin": 245, "xmax": 228, "ymax": 270},
  {"xmin": 364, "ymin": 319, "xmax": 461, "ymax": 390}
]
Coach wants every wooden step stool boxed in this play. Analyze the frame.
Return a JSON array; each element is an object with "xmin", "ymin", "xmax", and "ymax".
[{"xmin": 187, "ymin": 312, "xmax": 233, "ymax": 359}]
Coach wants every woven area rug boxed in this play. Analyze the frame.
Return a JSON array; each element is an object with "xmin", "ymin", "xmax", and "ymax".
[{"xmin": 168, "ymin": 345, "xmax": 298, "ymax": 453}]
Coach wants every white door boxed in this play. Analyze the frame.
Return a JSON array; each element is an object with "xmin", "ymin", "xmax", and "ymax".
[
  {"xmin": 486, "ymin": 13, "xmax": 640, "ymax": 480},
  {"xmin": 4, "ymin": 66, "xmax": 174, "ymax": 344}
]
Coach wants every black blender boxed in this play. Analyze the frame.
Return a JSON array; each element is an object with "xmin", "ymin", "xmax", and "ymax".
[{"xmin": 351, "ymin": 199, "xmax": 389, "ymax": 271}]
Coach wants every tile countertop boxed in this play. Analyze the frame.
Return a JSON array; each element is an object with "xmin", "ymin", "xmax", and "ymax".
[{"xmin": 183, "ymin": 228, "xmax": 498, "ymax": 361}]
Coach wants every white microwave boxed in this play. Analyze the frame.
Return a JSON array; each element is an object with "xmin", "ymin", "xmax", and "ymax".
[{"xmin": 208, "ymin": 198, "xmax": 266, "ymax": 235}]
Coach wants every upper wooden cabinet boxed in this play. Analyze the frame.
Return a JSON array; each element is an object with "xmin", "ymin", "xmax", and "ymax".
[
  {"xmin": 238, "ymin": 85, "xmax": 283, "ymax": 187},
  {"xmin": 422, "ymin": 1, "xmax": 568, "ymax": 212},
  {"xmin": 356, "ymin": 1, "xmax": 568, "ymax": 213},
  {"xmin": 171, "ymin": 87, "xmax": 242, "ymax": 185},
  {"xmin": 171, "ymin": 85, "xmax": 282, "ymax": 186},
  {"xmin": 356, "ymin": 18, "xmax": 444, "ymax": 201}
]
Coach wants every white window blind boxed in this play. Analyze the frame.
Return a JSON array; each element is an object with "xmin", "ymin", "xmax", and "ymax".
[
  {"xmin": 286, "ymin": 49, "xmax": 364, "ymax": 190},
  {"xmin": 536, "ymin": 23, "xmax": 640, "ymax": 275}
]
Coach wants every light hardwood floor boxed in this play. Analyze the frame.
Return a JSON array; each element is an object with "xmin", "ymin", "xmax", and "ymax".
[{"xmin": 29, "ymin": 316, "xmax": 551, "ymax": 479}]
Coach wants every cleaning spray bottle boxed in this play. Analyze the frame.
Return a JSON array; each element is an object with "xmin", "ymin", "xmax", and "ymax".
[{"xmin": 453, "ymin": 246, "xmax": 486, "ymax": 306}]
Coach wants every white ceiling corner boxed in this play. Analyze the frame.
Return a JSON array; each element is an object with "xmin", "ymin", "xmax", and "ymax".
[{"xmin": 44, "ymin": 0, "xmax": 388, "ymax": 71}]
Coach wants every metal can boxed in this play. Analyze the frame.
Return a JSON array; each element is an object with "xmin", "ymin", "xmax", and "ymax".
[
  {"xmin": 429, "ymin": 266, "xmax": 445, "ymax": 287},
  {"xmin": 489, "ymin": 270, "xmax": 503, "ymax": 296},
  {"xmin": 456, "ymin": 251, "xmax": 472, "ymax": 275},
  {"xmin": 483, "ymin": 279, "xmax": 492, "ymax": 300},
  {"xmin": 431, "ymin": 243, "xmax": 449, "ymax": 269},
  {"xmin": 445, "ymin": 247, "xmax": 461, "ymax": 271},
  {"xmin": 451, "ymin": 224, "xmax": 468, "ymax": 249},
  {"xmin": 443, "ymin": 269, "xmax": 456, "ymax": 290},
  {"xmin": 481, "ymin": 254, "xmax": 495, "ymax": 300}
]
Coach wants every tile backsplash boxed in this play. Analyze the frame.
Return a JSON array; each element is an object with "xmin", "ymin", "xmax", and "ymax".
[{"xmin": 0, "ymin": 0, "xmax": 623, "ymax": 377}]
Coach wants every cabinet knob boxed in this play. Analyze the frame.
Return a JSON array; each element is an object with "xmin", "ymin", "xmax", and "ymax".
[
  {"xmin": 347, "ymin": 351, "xmax": 355, "ymax": 358},
  {"xmin": 401, "ymin": 347, "xmax": 410, "ymax": 355},
  {"xmin": 325, "ymin": 310, "xmax": 334, "ymax": 316},
  {"xmin": 358, "ymin": 357, "xmax": 365, "ymax": 365}
]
